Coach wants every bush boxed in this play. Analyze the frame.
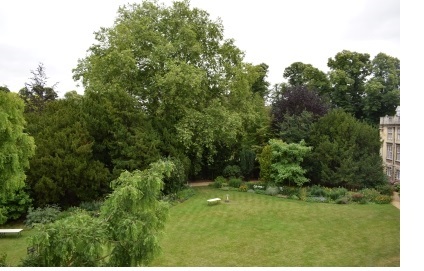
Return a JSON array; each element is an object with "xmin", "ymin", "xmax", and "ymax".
[
  {"xmin": 265, "ymin": 186, "xmax": 280, "ymax": 196},
  {"xmin": 25, "ymin": 204, "xmax": 61, "ymax": 227},
  {"xmin": 326, "ymin": 187, "xmax": 348, "ymax": 201},
  {"xmin": 350, "ymin": 192, "xmax": 365, "ymax": 203},
  {"xmin": 228, "ymin": 177, "xmax": 242, "ymax": 188},
  {"xmin": 335, "ymin": 197, "xmax": 349, "ymax": 204},
  {"xmin": 176, "ymin": 188, "xmax": 196, "ymax": 201},
  {"xmin": 393, "ymin": 182, "xmax": 400, "ymax": 193},
  {"xmin": 281, "ymin": 186, "xmax": 299, "ymax": 197},
  {"xmin": 223, "ymin": 165, "xmax": 241, "ymax": 178},
  {"xmin": 360, "ymin": 188, "xmax": 381, "ymax": 202},
  {"xmin": 308, "ymin": 185, "xmax": 326, "ymax": 197},
  {"xmin": 0, "ymin": 188, "xmax": 32, "ymax": 225},
  {"xmin": 212, "ymin": 176, "xmax": 226, "ymax": 188},
  {"xmin": 305, "ymin": 197, "xmax": 328, "ymax": 203},
  {"xmin": 255, "ymin": 190, "xmax": 267, "ymax": 195},
  {"xmin": 79, "ymin": 200, "xmax": 103, "ymax": 212},
  {"xmin": 238, "ymin": 184, "xmax": 248, "ymax": 192},
  {"xmin": 374, "ymin": 195, "xmax": 392, "ymax": 204},
  {"xmin": 375, "ymin": 183, "xmax": 394, "ymax": 196}
]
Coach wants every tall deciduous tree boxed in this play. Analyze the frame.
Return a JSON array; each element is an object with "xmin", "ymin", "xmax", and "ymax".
[
  {"xmin": 0, "ymin": 91, "xmax": 35, "ymax": 195},
  {"xmin": 73, "ymin": 0, "xmax": 269, "ymax": 179},
  {"xmin": 283, "ymin": 62, "xmax": 330, "ymax": 95},
  {"xmin": 363, "ymin": 53, "xmax": 400, "ymax": 125}
]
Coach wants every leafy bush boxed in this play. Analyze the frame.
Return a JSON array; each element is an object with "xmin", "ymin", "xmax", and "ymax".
[
  {"xmin": 308, "ymin": 185, "xmax": 326, "ymax": 197},
  {"xmin": 0, "ymin": 188, "xmax": 32, "ymax": 224},
  {"xmin": 238, "ymin": 184, "xmax": 248, "ymax": 192},
  {"xmin": 212, "ymin": 176, "xmax": 226, "ymax": 188},
  {"xmin": 255, "ymin": 190, "xmax": 267, "ymax": 195},
  {"xmin": 326, "ymin": 187, "xmax": 348, "ymax": 201},
  {"xmin": 25, "ymin": 204, "xmax": 61, "ymax": 227},
  {"xmin": 374, "ymin": 195, "xmax": 392, "ymax": 204},
  {"xmin": 163, "ymin": 157, "xmax": 188, "ymax": 194},
  {"xmin": 375, "ymin": 183, "xmax": 394, "ymax": 196},
  {"xmin": 351, "ymin": 192, "xmax": 365, "ymax": 203},
  {"xmin": 80, "ymin": 200, "xmax": 103, "ymax": 212},
  {"xmin": 223, "ymin": 165, "xmax": 241, "ymax": 178},
  {"xmin": 228, "ymin": 177, "xmax": 242, "ymax": 188},
  {"xmin": 247, "ymin": 189, "xmax": 255, "ymax": 193},
  {"xmin": 281, "ymin": 186, "xmax": 299, "ymax": 197},
  {"xmin": 393, "ymin": 182, "xmax": 400, "ymax": 193},
  {"xmin": 290, "ymin": 195, "xmax": 299, "ymax": 200},
  {"xmin": 335, "ymin": 197, "xmax": 349, "ymax": 204},
  {"xmin": 360, "ymin": 188, "xmax": 381, "ymax": 202},
  {"xmin": 176, "ymin": 188, "xmax": 196, "ymax": 201},
  {"xmin": 265, "ymin": 186, "xmax": 279, "ymax": 196}
]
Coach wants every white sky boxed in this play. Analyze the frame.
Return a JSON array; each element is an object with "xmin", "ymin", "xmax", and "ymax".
[{"xmin": 0, "ymin": 0, "xmax": 400, "ymax": 97}]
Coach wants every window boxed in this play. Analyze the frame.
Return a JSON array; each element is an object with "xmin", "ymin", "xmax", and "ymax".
[
  {"xmin": 395, "ymin": 170, "xmax": 400, "ymax": 181},
  {"xmin": 397, "ymin": 127, "xmax": 400, "ymax": 141},
  {"xmin": 387, "ymin": 144, "xmax": 393, "ymax": 160},
  {"xmin": 387, "ymin": 127, "xmax": 393, "ymax": 141},
  {"xmin": 386, "ymin": 166, "xmax": 392, "ymax": 177},
  {"xmin": 396, "ymin": 144, "xmax": 400, "ymax": 162}
]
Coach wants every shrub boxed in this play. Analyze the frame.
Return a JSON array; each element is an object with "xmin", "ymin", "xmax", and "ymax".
[
  {"xmin": 213, "ymin": 176, "xmax": 226, "ymax": 188},
  {"xmin": 335, "ymin": 197, "xmax": 349, "ymax": 204},
  {"xmin": 326, "ymin": 187, "xmax": 348, "ymax": 201},
  {"xmin": 223, "ymin": 165, "xmax": 241, "ymax": 178},
  {"xmin": 290, "ymin": 194, "xmax": 299, "ymax": 200},
  {"xmin": 393, "ymin": 182, "xmax": 400, "ymax": 193},
  {"xmin": 80, "ymin": 200, "xmax": 103, "ymax": 212},
  {"xmin": 265, "ymin": 186, "xmax": 279, "ymax": 196},
  {"xmin": 228, "ymin": 177, "xmax": 242, "ymax": 188},
  {"xmin": 247, "ymin": 189, "xmax": 255, "ymax": 193},
  {"xmin": 176, "ymin": 188, "xmax": 196, "ymax": 201},
  {"xmin": 0, "ymin": 188, "xmax": 32, "ymax": 224},
  {"xmin": 25, "ymin": 204, "xmax": 61, "ymax": 227},
  {"xmin": 360, "ymin": 188, "xmax": 381, "ymax": 202},
  {"xmin": 308, "ymin": 185, "xmax": 326, "ymax": 197},
  {"xmin": 255, "ymin": 190, "xmax": 267, "ymax": 195},
  {"xmin": 375, "ymin": 183, "xmax": 394, "ymax": 196},
  {"xmin": 374, "ymin": 195, "xmax": 392, "ymax": 204},
  {"xmin": 238, "ymin": 184, "xmax": 248, "ymax": 192},
  {"xmin": 351, "ymin": 192, "xmax": 365, "ymax": 203},
  {"xmin": 281, "ymin": 186, "xmax": 299, "ymax": 197},
  {"xmin": 305, "ymin": 197, "xmax": 328, "ymax": 203}
]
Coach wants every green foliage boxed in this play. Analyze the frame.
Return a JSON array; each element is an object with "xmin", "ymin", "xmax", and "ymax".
[
  {"xmin": 238, "ymin": 184, "xmax": 248, "ymax": 192},
  {"xmin": 228, "ymin": 177, "xmax": 242, "ymax": 188},
  {"xmin": 162, "ymin": 156, "xmax": 189, "ymax": 194},
  {"xmin": 176, "ymin": 188, "xmax": 196, "ymax": 202},
  {"xmin": 268, "ymin": 139, "xmax": 312, "ymax": 187},
  {"xmin": 79, "ymin": 200, "xmax": 104, "ymax": 212},
  {"xmin": 73, "ymin": 0, "xmax": 270, "ymax": 179},
  {"xmin": 24, "ymin": 160, "xmax": 174, "ymax": 267},
  {"xmin": 308, "ymin": 109, "xmax": 386, "ymax": 189},
  {"xmin": 24, "ymin": 96, "xmax": 110, "ymax": 207},
  {"xmin": 0, "ymin": 91, "xmax": 35, "ymax": 197},
  {"xmin": 308, "ymin": 185, "xmax": 326, "ymax": 197},
  {"xmin": 258, "ymin": 145, "xmax": 272, "ymax": 183},
  {"xmin": 375, "ymin": 183, "xmax": 394, "ymax": 196},
  {"xmin": 325, "ymin": 187, "xmax": 348, "ymax": 201},
  {"xmin": 265, "ymin": 186, "xmax": 279, "ymax": 196},
  {"xmin": 0, "ymin": 187, "xmax": 32, "ymax": 224},
  {"xmin": 373, "ymin": 195, "xmax": 392, "ymax": 204},
  {"xmin": 25, "ymin": 205, "xmax": 61, "ymax": 227},
  {"xmin": 239, "ymin": 149, "xmax": 256, "ymax": 180},
  {"xmin": 212, "ymin": 176, "xmax": 226, "ymax": 188},
  {"xmin": 360, "ymin": 188, "xmax": 383, "ymax": 203},
  {"xmin": 223, "ymin": 165, "xmax": 242, "ymax": 178}
]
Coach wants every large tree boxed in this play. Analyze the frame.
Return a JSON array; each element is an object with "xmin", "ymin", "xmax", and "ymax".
[
  {"xmin": 73, "ymin": 0, "xmax": 269, "ymax": 179},
  {"xmin": 327, "ymin": 50, "xmax": 372, "ymax": 120},
  {"xmin": 24, "ymin": 93, "xmax": 110, "ymax": 207},
  {"xmin": 363, "ymin": 52, "xmax": 400, "ymax": 125},
  {"xmin": 307, "ymin": 109, "xmax": 386, "ymax": 189},
  {"xmin": 0, "ymin": 91, "xmax": 35, "ymax": 223},
  {"xmin": 0, "ymin": 91, "xmax": 35, "ymax": 195},
  {"xmin": 283, "ymin": 62, "xmax": 330, "ymax": 95},
  {"xmin": 271, "ymin": 85, "xmax": 329, "ymax": 142}
]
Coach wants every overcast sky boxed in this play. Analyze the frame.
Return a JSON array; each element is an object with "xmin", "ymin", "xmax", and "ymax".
[{"xmin": 0, "ymin": 0, "xmax": 400, "ymax": 96}]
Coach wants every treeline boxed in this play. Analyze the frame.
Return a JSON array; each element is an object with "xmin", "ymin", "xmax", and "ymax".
[{"xmin": 1, "ymin": 0, "xmax": 399, "ymax": 222}]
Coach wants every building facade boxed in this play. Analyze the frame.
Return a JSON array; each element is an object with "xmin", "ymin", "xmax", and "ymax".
[{"xmin": 379, "ymin": 106, "xmax": 400, "ymax": 184}]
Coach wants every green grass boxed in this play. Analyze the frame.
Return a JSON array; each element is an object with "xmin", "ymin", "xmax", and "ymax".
[
  {"xmin": 149, "ymin": 187, "xmax": 400, "ymax": 267},
  {"xmin": 0, "ymin": 187, "xmax": 400, "ymax": 267},
  {"xmin": 0, "ymin": 222, "xmax": 34, "ymax": 267}
]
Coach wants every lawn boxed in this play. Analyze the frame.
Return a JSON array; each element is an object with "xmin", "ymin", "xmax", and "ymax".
[
  {"xmin": 149, "ymin": 187, "xmax": 400, "ymax": 267},
  {"xmin": 0, "ymin": 186, "xmax": 400, "ymax": 267}
]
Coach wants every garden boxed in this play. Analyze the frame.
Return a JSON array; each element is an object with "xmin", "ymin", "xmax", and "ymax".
[{"xmin": 0, "ymin": 183, "xmax": 400, "ymax": 267}]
